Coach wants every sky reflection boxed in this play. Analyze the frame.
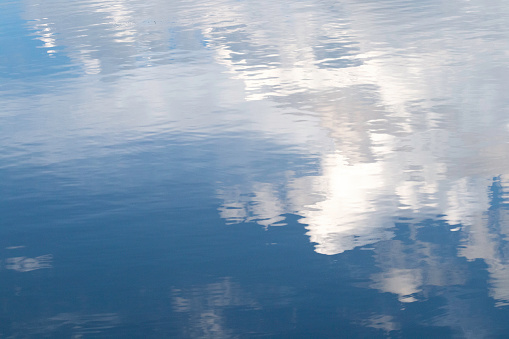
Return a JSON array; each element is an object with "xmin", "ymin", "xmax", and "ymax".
[{"xmin": 2, "ymin": 0, "xmax": 509, "ymax": 336}]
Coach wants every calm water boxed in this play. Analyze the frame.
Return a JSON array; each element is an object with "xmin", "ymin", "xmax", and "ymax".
[{"xmin": 2, "ymin": 0, "xmax": 509, "ymax": 337}]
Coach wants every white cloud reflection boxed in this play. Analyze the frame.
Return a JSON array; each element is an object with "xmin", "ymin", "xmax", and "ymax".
[
  {"xmin": 12, "ymin": 312, "xmax": 121, "ymax": 337},
  {"xmin": 7, "ymin": 0, "xmax": 509, "ymax": 310},
  {"xmin": 5, "ymin": 254, "xmax": 53, "ymax": 272},
  {"xmin": 172, "ymin": 278, "xmax": 261, "ymax": 338}
]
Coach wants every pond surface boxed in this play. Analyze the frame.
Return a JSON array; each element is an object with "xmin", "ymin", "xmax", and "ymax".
[{"xmin": 2, "ymin": 0, "xmax": 509, "ymax": 337}]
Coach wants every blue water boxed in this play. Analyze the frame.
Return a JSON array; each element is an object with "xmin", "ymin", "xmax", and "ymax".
[{"xmin": 2, "ymin": 0, "xmax": 509, "ymax": 337}]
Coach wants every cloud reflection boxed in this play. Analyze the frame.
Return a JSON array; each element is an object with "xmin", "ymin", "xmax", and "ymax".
[
  {"xmin": 12, "ymin": 312, "xmax": 120, "ymax": 337},
  {"xmin": 5, "ymin": 254, "xmax": 53, "ymax": 272},
  {"xmin": 172, "ymin": 278, "xmax": 261, "ymax": 338},
  {"xmin": 7, "ymin": 0, "xmax": 509, "ymax": 319}
]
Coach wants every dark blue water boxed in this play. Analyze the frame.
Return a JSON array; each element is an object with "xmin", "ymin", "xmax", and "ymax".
[{"xmin": 2, "ymin": 0, "xmax": 509, "ymax": 337}]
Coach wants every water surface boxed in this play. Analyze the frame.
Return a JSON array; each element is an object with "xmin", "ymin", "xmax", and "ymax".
[{"xmin": 2, "ymin": 0, "xmax": 509, "ymax": 337}]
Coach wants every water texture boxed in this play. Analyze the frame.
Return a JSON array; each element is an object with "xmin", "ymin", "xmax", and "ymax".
[{"xmin": 2, "ymin": 0, "xmax": 509, "ymax": 337}]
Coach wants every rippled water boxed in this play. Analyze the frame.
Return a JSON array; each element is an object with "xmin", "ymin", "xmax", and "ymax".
[{"xmin": 2, "ymin": 0, "xmax": 509, "ymax": 337}]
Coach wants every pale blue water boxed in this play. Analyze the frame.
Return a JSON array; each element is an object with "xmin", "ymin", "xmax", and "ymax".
[{"xmin": 2, "ymin": 0, "xmax": 509, "ymax": 337}]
